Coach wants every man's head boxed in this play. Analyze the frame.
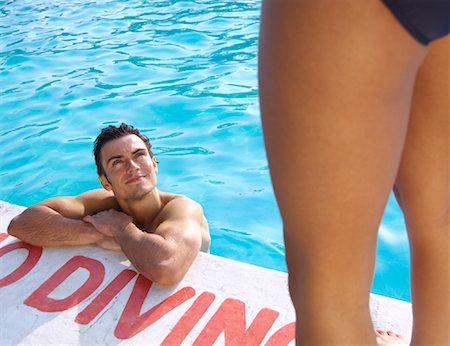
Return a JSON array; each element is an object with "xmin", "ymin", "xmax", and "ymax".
[
  {"xmin": 94, "ymin": 123, "xmax": 154, "ymax": 177},
  {"xmin": 93, "ymin": 123, "xmax": 157, "ymax": 200}
]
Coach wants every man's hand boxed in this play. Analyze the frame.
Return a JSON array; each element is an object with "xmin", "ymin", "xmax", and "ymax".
[
  {"xmin": 83, "ymin": 210, "xmax": 133, "ymax": 251},
  {"xmin": 96, "ymin": 236, "xmax": 121, "ymax": 252},
  {"xmin": 83, "ymin": 209, "xmax": 133, "ymax": 237}
]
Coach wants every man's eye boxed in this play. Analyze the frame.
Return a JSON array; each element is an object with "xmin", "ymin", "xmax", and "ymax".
[{"xmin": 112, "ymin": 160, "xmax": 122, "ymax": 166}]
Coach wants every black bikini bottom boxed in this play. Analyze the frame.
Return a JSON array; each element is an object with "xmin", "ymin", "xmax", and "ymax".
[{"xmin": 382, "ymin": 0, "xmax": 450, "ymax": 45}]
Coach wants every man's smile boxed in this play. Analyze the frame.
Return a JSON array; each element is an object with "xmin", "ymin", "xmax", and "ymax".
[{"xmin": 125, "ymin": 175, "xmax": 146, "ymax": 184}]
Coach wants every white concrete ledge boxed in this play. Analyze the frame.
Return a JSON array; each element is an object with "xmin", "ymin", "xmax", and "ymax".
[{"xmin": 0, "ymin": 201, "xmax": 412, "ymax": 345}]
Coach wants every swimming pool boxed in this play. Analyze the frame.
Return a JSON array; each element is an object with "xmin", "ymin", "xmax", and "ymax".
[{"xmin": 0, "ymin": 0, "xmax": 411, "ymax": 301}]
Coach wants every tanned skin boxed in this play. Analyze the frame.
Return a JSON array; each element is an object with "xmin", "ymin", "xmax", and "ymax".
[
  {"xmin": 259, "ymin": 0, "xmax": 448, "ymax": 344},
  {"xmin": 8, "ymin": 134, "xmax": 210, "ymax": 286}
]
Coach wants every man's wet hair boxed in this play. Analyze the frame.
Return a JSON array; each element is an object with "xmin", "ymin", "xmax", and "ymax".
[{"xmin": 93, "ymin": 123, "xmax": 154, "ymax": 177}]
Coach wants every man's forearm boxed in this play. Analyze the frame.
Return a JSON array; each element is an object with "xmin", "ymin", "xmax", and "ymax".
[
  {"xmin": 113, "ymin": 223, "xmax": 178, "ymax": 285},
  {"xmin": 7, "ymin": 205, "xmax": 103, "ymax": 247}
]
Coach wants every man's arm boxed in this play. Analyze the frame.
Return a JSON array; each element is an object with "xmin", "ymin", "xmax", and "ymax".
[
  {"xmin": 84, "ymin": 197, "xmax": 206, "ymax": 285},
  {"xmin": 7, "ymin": 189, "xmax": 118, "ymax": 248}
]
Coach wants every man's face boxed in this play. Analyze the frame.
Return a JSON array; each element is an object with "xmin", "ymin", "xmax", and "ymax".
[{"xmin": 99, "ymin": 134, "xmax": 158, "ymax": 200}]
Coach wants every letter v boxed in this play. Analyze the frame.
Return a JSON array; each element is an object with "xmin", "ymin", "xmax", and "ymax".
[{"xmin": 114, "ymin": 274, "xmax": 195, "ymax": 340}]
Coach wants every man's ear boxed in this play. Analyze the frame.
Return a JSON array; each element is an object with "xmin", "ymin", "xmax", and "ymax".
[
  {"xmin": 99, "ymin": 175, "xmax": 112, "ymax": 191},
  {"xmin": 152, "ymin": 156, "xmax": 158, "ymax": 173}
]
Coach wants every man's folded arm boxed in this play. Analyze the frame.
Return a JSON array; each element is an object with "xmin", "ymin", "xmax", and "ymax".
[
  {"xmin": 7, "ymin": 189, "xmax": 115, "ymax": 247},
  {"xmin": 116, "ymin": 220, "xmax": 202, "ymax": 286},
  {"xmin": 111, "ymin": 198, "xmax": 204, "ymax": 285}
]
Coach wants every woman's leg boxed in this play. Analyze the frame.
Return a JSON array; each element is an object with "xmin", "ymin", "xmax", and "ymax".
[
  {"xmin": 259, "ymin": 0, "xmax": 427, "ymax": 344},
  {"xmin": 394, "ymin": 36, "xmax": 449, "ymax": 345}
]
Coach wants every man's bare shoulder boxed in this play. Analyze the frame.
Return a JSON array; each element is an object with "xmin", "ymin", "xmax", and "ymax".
[
  {"xmin": 75, "ymin": 189, "xmax": 120, "ymax": 215},
  {"xmin": 75, "ymin": 188, "xmax": 115, "ymax": 201},
  {"xmin": 157, "ymin": 191, "xmax": 210, "ymax": 252},
  {"xmin": 158, "ymin": 192, "xmax": 203, "ymax": 219}
]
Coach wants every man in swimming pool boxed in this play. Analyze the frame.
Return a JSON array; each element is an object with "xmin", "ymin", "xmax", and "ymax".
[{"xmin": 7, "ymin": 123, "xmax": 210, "ymax": 286}]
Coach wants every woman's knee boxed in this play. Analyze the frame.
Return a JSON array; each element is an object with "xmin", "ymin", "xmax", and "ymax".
[{"xmin": 394, "ymin": 182, "xmax": 449, "ymax": 242}]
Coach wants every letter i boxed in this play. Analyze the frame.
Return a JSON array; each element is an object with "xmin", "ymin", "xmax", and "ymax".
[{"xmin": 75, "ymin": 269, "xmax": 137, "ymax": 325}]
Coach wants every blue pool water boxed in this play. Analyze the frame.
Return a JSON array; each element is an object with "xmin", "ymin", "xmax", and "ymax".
[{"xmin": 1, "ymin": 0, "xmax": 411, "ymax": 301}]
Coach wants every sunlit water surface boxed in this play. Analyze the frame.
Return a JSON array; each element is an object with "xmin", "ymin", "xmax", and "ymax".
[{"xmin": 0, "ymin": 0, "xmax": 411, "ymax": 301}]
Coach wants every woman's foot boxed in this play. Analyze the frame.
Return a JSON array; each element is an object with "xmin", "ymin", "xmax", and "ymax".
[{"xmin": 376, "ymin": 329, "xmax": 408, "ymax": 346}]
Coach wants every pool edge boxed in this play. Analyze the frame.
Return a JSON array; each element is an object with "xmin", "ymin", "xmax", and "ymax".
[{"xmin": 0, "ymin": 200, "xmax": 412, "ymax": 344}]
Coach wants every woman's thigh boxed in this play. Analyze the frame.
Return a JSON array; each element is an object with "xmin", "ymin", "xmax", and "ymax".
[{"xmin": 259, "ymin": 0, "xmax": 427, "ymax": 300}]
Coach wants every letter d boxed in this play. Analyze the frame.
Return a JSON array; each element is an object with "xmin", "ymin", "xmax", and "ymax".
[{"xmin": 24, "ymin": 256, "xmax": 105, "ymax": 312}]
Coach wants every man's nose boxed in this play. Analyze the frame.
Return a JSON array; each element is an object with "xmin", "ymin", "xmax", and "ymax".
[{"xmin": 126, "ymin": 159, "xmax": 139, "ymax": 172}]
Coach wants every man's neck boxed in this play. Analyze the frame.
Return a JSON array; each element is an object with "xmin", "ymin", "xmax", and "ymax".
[{"xmin": 116, "ymin": 188, "xmax": 162, "ymax": 230}]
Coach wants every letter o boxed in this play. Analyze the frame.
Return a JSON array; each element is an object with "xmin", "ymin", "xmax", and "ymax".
[{"xmin": 0, "ymin": 241, "xmax": 42, "ymax": 287}]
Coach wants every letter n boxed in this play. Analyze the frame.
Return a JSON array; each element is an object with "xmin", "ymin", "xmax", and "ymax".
[
  {"xmin": 114, "ymin": 274, "xmax": 196, "ymax": 339},
  {"xmin": 193, "ymin": 298, "xmax": 279, "ymax": 346},
  {"xmin": 161, "ymin": 292, "xmax": 216, "ymax": 346},
  {"xmin": 24, "ymin": 255, "xmax": 104, "ymax": 312}
]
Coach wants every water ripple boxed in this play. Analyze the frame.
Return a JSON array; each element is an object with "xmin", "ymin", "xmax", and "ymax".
[
  {"xmin": 157, "ymin": 146, "xmax": 214, "ymax": 156},
  {"xmin": 23, "ymin": 126, "xmax": 59, "ymax": 140},
  {"xmin": 1, "ymin": 119, "xmax": 61, "ymax": 137}
]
